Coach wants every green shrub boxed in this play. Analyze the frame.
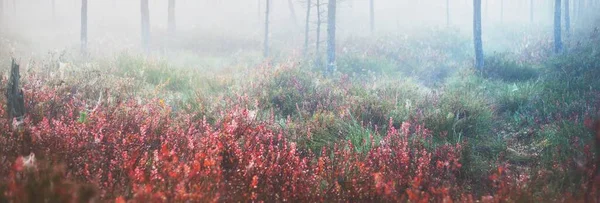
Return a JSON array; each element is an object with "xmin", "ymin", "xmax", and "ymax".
[
  {"xmin": 422, "ymin": 73, "xmax": 494, "ymax": 142},
  {"xmin": 533, "ymin": 121, "xmax": 593, "ymax": 193},
  {"xmin": 481, "ymin": 54, "xmax": 539, "ymax": 82},
  {"xmin": 489, "ymin": 81, "xmax": 542, "ymax": 114},
  {"xmin": 253, "ymin": 65, "xmax": 346, "ymax": 119}
]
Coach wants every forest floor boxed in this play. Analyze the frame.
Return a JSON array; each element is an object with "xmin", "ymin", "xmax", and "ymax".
[{"xmin": 1, "ymin": 18, "xmax": 600, "ymax": 202}]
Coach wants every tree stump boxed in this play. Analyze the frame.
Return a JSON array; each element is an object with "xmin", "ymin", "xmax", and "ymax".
[{"xmin": 5, "ymin": 58, "xmax": 25, "ymax": 128}]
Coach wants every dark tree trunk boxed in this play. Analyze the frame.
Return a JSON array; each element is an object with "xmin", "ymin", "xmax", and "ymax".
[
  {"xmin": 473, "ymin": 0, "xmax": 484, "ymax": 69},
  {"xmin": 81, "ymin": 0, "xmax": 87, "ymax": 52},
  {"xmin": 304, "ymin": 0, "xmax": 311, "ymax": 56},
  {"xmin": 326, "ymin": 0, "xmax": 336, "ymax": 75},
  {"xmin": 565, "ymin": 0, "xmax": 570, "ymax": 37},
  {"xmin": 141, "ymin": 0, "xmax": 150, "ymax": 51},
  {"xmin": 370, "ymin": 0, "xmax": 375, "ymax": 32},
  {"xmin": 168, "ymin": 0, "xmax": 175, "ymax": 34},
  {"xmin": 264, "ymin": 0, "xmax": 270, "ymax": 58},
  {"xmin": 5, "ymin": 59, "xmax": 25, "ymax": 125},
  {"xmin": 554, "ymin": 0, "xmax": 563, "ymax": 53}
]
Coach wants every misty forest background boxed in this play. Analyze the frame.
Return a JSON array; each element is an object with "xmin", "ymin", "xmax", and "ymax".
[{"xmin": 1, "ymin": 0, "xmax": 600, "ymax": 202}]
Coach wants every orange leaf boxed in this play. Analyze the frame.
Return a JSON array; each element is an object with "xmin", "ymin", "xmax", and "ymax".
[{"xmin": 115, "ymin": 196, "xmax": 126, "ymax": 203}]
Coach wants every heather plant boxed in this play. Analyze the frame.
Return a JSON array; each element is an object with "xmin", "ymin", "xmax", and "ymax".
[{"xmin": 0, "ymin": 77, "xmax": 474, "ymax": 201}]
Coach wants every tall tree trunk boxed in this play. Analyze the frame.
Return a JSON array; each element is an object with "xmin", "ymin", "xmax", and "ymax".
[
  {"xmin": 554, "ymin": 0, "xmax": 563, "ymax": 53},
  {"xmin": 141, "ymin": 0, "xmax": 150, "ymax": 51},
  {"xmin": 81, "ymin": 0, "xmax": 87, "ymax": 52},
  {"xmin": 316, "ymin": 0, "xmax": 321, "ymax": 56},
  {"xmin": 446, "ymin": 0, "xmax": 450, "ymax": 26},
  {"xmin": 264, "ymin": 0, "xmax": 270, "ymax": 58},
  {"xmin": 168, "ymin": 0, "xmax": 175, "ymax": 34},
  {"xmin": 5, "ymin": 59, "xmax": 25, "ymax": 127},
  {"xmin": 565, "ymin": 0, "xmax": 570, "ymax": 37},
  {"xmin": 473, "ymin": 0, "xmax": 484, "ymax": 69},
  {"xmin": 370, "ymin": 0, "xmax": 375, "ymax": 33},
  {"xmin": 288, "ymin": 0, "xmax": 298, "ymax": 26},
  {"xmin": 530, "ymin": 0, "xmax": 534, "ymax": 23},
  {"xmin": 304, "ymin": 0, "xmax": 311, "ymax": 56},
  {"xmin": 326, "ymin": 0, "xmax": 336, "ymax": 75}
]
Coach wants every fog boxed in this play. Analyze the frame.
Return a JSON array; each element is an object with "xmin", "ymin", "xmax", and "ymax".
[
  {"xmin": 2, "ymin": 0, "xmax": 600, "ymax": 201},
  {"xmin": 0, "ymin": 0, "xmax": 563, "ymax": 58}
]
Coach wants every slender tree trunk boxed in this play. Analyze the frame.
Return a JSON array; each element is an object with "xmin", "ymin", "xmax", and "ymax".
[
  {"xmin": 316, "ymin": 0, "xmax": 321, "ymax": 56},
  {"xmin": 370, "ymin": 0, "xmax": 375, "ymax": 33},
  {"xmin": 304, "ymin": 0, "xmax": 311, "ymax": 56},
  {"xmin": 554, "ymin": 0, "xmax": 563, "ymax": 53},
  {"xmin": 473, "ymin": 0, "xmax": 484, "ymax": 69},
  {"xmin": 326, "ymin": 0, "xmax": 336, "ymax": 75},
  {"xmin": 6, "ymin": 59, "xmax": 25, "ymax": 127},
  {"xmin": 530, "ymin": 0, "xmax": 534, "ymax": 23},
  {"xmin": 446, "ymin": 0, "xmax": 450, "ymax": 26},
  {"xmin": 264, "ymin": 0, "xmax": 270, "ymax": 58},
  {"xmin": 81, "ymin": 0, "xmax": 87, "ymax": 52},
  {"xmin": 565, "ymin": 0, "xmax": 570, "ymax": 37},
  {"xmin": 288, "ymin": 0, "xmax": 298, "ymax": 26},
  {"xmin": 168, "ymin": 0, "xmax": 175, "ymax": 34},
  {"xmin": 141, "ymin": 0, "xmax": 150, "ymax": 51}
]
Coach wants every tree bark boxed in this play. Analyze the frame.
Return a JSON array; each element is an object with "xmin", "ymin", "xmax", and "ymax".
[
  {"xmin": 168, "ymin": 0, "xmax": 175, "ymax": 34},
  {"xmin": 304, "ymin": 0, "xmax": 311, "ymax": 56},
  {"xmin": 326, "ymin": 0, "xmax": 336, "ymax": 75},
  {"xmin": 473, "ymin": 0, "xmax": 484, "ymax": 70},
  {"xmin": 554, "ymin": 0, "xmax": 563, "ymax": 53},
  {"xmin": 141, "ymin": 0, "xmax": 150, "ymax": 51},
  {"xmin": 81, "ymin": 0, "xmax": 87, "ymax": 52},
  {"xmin": 264, "ymin": 0, "xmax": 270, "ymax": 58},
  {"xmin": 5, "ymin": 59, "xmax": 25, "ymax": 125}
]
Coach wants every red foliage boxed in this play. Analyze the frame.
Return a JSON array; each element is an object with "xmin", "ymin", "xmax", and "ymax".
[{"xmin": 0, "ymin": 76, "xmax": 596, "ymax": 202}]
